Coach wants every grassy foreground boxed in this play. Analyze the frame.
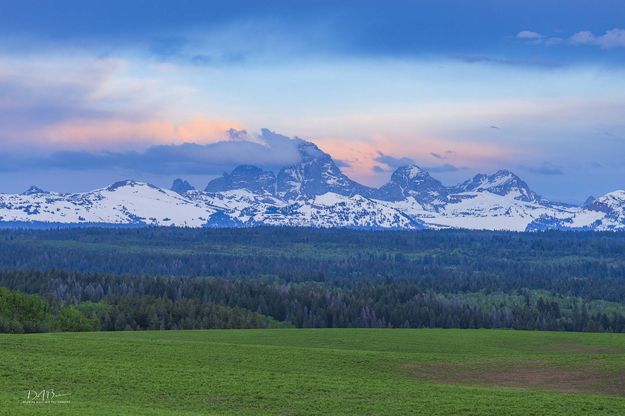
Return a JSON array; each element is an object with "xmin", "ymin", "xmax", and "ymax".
[{"xmin": 2, "ymin": 329, "xmax": 625, "ymax": 415}]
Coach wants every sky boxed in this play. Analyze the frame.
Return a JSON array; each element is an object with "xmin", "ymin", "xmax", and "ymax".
[{"xmin": 1, "ymin": 0, "xmax": 625, "ymax": 203}]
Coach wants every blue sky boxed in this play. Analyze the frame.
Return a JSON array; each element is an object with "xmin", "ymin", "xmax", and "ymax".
[{"xmin": 0, "ymin": 0, "xmax": 624, "ymax": 203}]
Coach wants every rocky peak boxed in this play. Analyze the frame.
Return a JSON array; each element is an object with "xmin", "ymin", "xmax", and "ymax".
[
  {"xmin": 375, "ymin": 165, "xmax": 448, "ymax": 206},
  {"xmin": 586, "ymin": 190, "xmax": 625, "ymax": 215},
  {"xmin": 458, "ymin": 170, "xmax": 540, "ymax": 202},
  {"xmin": 171, "ymin": 179, "xmax": 195, "ymax": 194},
  {"xmin": 276, "ymin": 140, "xmax": 374, "ymax": 200},
  {"xmin": 104, "ymin": 180, "xmax": 163, "ymax": 193},
  {"xmin": 22, "ymin": 186, "xmax": 48, "ymax": 196},
  {"xmin": 205, "ymin": 165, "xmax": 276, "ymax": 195}
]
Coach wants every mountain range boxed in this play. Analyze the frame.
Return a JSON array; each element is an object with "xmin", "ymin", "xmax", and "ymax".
[{"xmin": 1, "ymin": 137, "xmax": 624, "ymax": 231}]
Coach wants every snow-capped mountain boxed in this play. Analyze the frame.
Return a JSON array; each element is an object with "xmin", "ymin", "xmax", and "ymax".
[
  {"xmin": 375, "ymin": 165, "xmax": 448, "ymax": 209},
  {"xmin": 582, "ymin": 191, "xmax": 625, "ymax": 230},
  {"xmin": 22, "ymin": 186, "xmax": 49, "ymax": 196},
  {"xmin": 0, "ymin": 180, "xmax": 212, "ymax": 227},
  {"xmin": 455, "ymin": 170, "xmax": 541, "ymax": 203},
  {"xmin": 205, "ymin": 165, "xmax": 276, "ymax": 195},
  {"xmin": 276, "ymin": 139, "xmax": 374, "ymax": 200},
  {"xmin": 202, "ymin": 140, "xmax": 373, "ymax": 200},
  {"xmin": 1, "ymin": 138, "xmax": 625, "ymax": 231}
]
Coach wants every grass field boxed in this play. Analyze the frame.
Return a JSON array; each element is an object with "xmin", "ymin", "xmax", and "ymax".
[{"xmin": 2, "ymin": 329, "xmax": 625, "ymax": 415}]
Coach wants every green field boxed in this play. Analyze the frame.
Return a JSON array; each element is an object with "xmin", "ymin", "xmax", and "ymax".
[{"xmin": 2, "ymin": 329, "xmax": 625, "ymax": 415}]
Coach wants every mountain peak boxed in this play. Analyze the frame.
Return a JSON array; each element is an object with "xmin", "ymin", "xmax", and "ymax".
[
  {"xmin": 276, "ymin": 139, "xmax": 373, "ymax": 200},
  {"xmin": 393, "ymin": 165, "xmax": 431, "ymax": 180},
  {"xmin": 22, "ymin": 186, "xmax": 48, "ymax": 195},
  {"xmin": 494, "ymin": 169, "xmax": 513, "ymax": 175},
  {"xmin": 492, "ymin": 169, "xmax": 523, "ymax": 182},
  {"xmin": 231, "ymin": 165, "xmax": 265, "ymax": 175},
  {"xmin": 586, "ymin": 190, "xmax": 625, "ymax": 223},
  {"xmin": 105, "ymin": 180, "xmax": 160, "ymax": 192},
  {"xmin": 106, "ymin": 180, "xmax": 137, "ymax": 191},
  {"xmin": 591, "ymin": 190, "xmax": 625, "ymax": 208},
  {"xmin": 205, "ymin": 165, "xmax": 276, "ymax": 195},
  {"xmin": 171, "ymin": 179, "xmax": 195, "ymax": 194},
  {"xmin": 584, "ymin": 195, "xmax": 596, "ymax": 206},
  {"xmin": 294, "ymin": 139, "xmax": 327, "ymax": 161},
  {"xmin": 376, "ymin": 165, "xmax": 447, "ymax": 206},
  {"xmin": 459, "ymin": 170, "xmax": 540, "ymax": 202}
]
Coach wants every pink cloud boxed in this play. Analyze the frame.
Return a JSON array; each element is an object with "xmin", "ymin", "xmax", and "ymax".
[
  {"xmin": 314, "ymin": 134, "xmax": 511, "ymax": 186},
  {"xmin": 41, "ymin": 116, "xmax": 242, "ymax": 150}
]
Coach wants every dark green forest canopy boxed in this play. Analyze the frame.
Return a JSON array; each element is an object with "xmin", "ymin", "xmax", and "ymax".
[
  {"xmin": 2, "ymin": 227, "xmax": 625, "ymax": 280},
  {"xmin": 2, "ymin": 227, "xmax": 625, "ymax": 333}
]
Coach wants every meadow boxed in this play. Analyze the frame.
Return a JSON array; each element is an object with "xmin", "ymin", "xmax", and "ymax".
[{"xmin": 2, "ymin": 328, "xmax": 625, "ymax": 415}]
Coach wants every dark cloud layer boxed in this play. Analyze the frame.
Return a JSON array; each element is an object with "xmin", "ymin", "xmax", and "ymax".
[
  {"xmin": 425, "ymin": 164, "xmax": 462, "ymax": 173},
  {"xmin": 0, "ymin": 130, "xmax": 302, "ymax": 175},
  {"xmin": 430, "ymin": 150, "xmax": 456, "ymax": 160},
  {"xmin": 3, "ymin": 1, "xmax": 625, "ymax": 65},
  {"xmin": 522, "ymin": 162, "xmax": 564, "ymax": 176},
  {"xmin": 374, "ymin": 152, "xmax": 415, "ymax": 169},
  {"xmin": 373, "ymin": 152, "xmax": 462, "ymax": 174}
]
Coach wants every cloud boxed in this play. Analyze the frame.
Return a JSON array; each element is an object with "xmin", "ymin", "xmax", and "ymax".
[
  {"xmin": 227, "ymin": 128, "xmax": 250, "ymax": 141},
  {"xmin": 518, "ymin": 28, "xmax": 625, "ymax": 49},
  {"xmin": 515, "ymin": 31, "xmax": 564, "ymax": 48},
  {"xmin": 523, "ymin": 162, "xmax": 564, "ymax": 175},
  {"xmin": 373, "ymin": 151, "xmax": 463, "ymax": 174},
  {"xmin": 0, "ymin": 54, "xmax": 244, "ymax": 152},
  {"xmin": 516, "ymin": 30, "xmax": 544, "ymax": 40},
  {"xmin": 1, "ymin": 130, "xmax": 303, "ymax": 175},
  {"xmin": 374, "ymin": 152, "xmax": 415, "ymax": 169},
  {"xmin": 455, "ymin": 54, "xmax": 560, "ymax": 68},
  {"xmin": 334, "ymin": 159, "xmax": 352, "ymax": 168},
  {"xmin": 424, "ymin": 163, "xmax": 462, "ymax": 173},
  {"xmin": 44, "ymin": 116, "xmax": 240, "ymax": 147},
  {"xmin": 0, "ymin": 57, "xmax": 126, "ymax": 149},
  {"xmin": 569, "ymin": 29, "xmax": 625, "ymax": 49},
  {"xmin": 430, "ymin": 150, "xmax": 456, "ymax": 160}
]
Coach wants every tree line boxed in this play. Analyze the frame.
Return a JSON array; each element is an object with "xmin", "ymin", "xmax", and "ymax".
[
  {"xmin": 2, "ymin": 228, "xmax": 625, "ymax": 333},
  {"xmin": 1, "ymin": 268, "xmax": 624, "ymax": 333}
]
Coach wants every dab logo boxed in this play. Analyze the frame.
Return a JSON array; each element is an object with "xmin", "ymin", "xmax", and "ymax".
[{"xmin": 23, "ymin": 389, "xmax": 71, "ymax": 404}]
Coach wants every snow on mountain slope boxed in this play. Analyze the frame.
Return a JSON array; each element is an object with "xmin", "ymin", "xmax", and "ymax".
[
  {"xmin": 456, "ymin": 170, "xmax": 541, "ymax": 203},
  {"xmin": 183, "ymin": 190, "xmax": 419, "ymax": 229},
  {"xmin": 417, "ymin": 192, "xmax": 579, "ymax": 231},
  {"xmin": 373, "ymin": 191, "xmax": 577, "ymax": 231},
  {"xmin": 256, "ymin": 193, "xmax": 421, "ymax": 229},
  {"xmin": 375, "ymin": 165, "xmax": 448, "ymax": 209},
  {"xmin": 1, "ymin": 178, "xmax": 623, "ymax": 231},
  {"xmin": 186, "ymin": 189, "xmax": 286, "ymax": 226},
  {"xmin": 276, "ymin": 140, "xmax": 374, "ymax": 200},
  {"xmin": 0, "ymin": 181, "xmax": 213, "ymax": 227},
  {"xmin": 584, "ymin": 190, "xmax": 625, "ymax": 230},
  {"xmin": 2, "ymin": 136, "xmax": 625, "ymax": 231}
]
